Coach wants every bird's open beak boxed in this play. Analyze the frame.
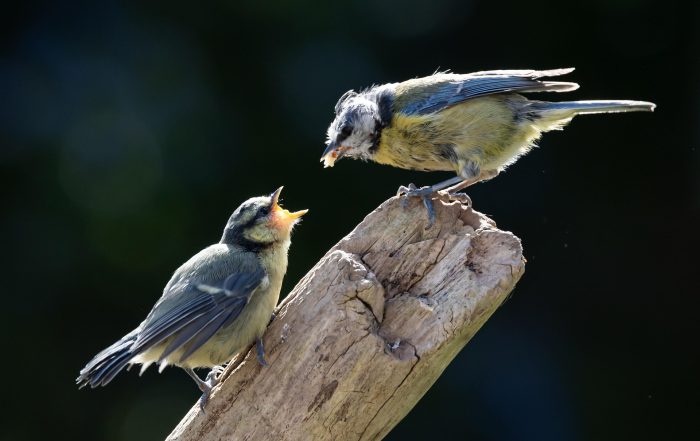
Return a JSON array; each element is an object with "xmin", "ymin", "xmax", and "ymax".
[
  {"xmin": 320, "ymin": 141, "xmax": 347, "ymax": 168},
  {"xmin": 270, "ymin": 186, "xmax": 308, "ymax": 220}
]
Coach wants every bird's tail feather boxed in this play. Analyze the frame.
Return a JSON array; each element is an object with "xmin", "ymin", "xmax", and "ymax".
[
  {"xmin": 529, "ymin": 100, "xmax": 655, "ymax": 131},
  {"xmin": 76, "ymin": 331, "xmax": 137, "ymax": 388},
  {"xmin": 537, "ymin": 100, "xmax": 656, "ymax": 115}
]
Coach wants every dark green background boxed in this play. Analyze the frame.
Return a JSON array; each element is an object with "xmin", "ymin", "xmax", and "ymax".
[{"xmin": 2, "ymin": 0, "xmax": 698, "ymax": 440}]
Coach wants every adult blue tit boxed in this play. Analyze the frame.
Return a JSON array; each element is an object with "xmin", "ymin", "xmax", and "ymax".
[
  {"xmin": 77, "ymin": 187, "xmax": 307, "ymax": 409},
  {"xmin": 321, "ymin": 68, "xmax": 655, "ymax": 226}
]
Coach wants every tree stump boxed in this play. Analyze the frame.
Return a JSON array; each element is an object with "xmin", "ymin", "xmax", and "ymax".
[{"xmin": 167, "ymin": 193, "xmax": 525, "ymax": 441}]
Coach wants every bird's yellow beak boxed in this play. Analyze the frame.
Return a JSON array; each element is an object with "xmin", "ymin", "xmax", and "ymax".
[
  {"xmin": 320, "ymin": 142, "xmax": 347, "ymax": 168},
  {"xmin": 270, "ymin": 186, "xmax": 308, "ymax": 221}
]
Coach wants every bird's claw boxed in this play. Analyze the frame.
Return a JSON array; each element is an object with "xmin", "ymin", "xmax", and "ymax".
[
  {"xmin": 208, "ymin": 365, "xmax": 225, "ymax": 379},
  {"xmin": 397, "ymin": 184, "xmax": 437, "ymax": 228},
  {"xmin": 398, "ymin": 183, "xmax": 434, "ymax": 198},
  {"xmin": 197, "ymin": 374, "xmax": 217, "ymax": 412},
  {"xmin": 197, "ymin": 365, "xmax": 225, "ymax": 412},
  {"xmin": 439, "ymin": 190, "xmax": 472, "ymax": 208},
  {"xmin": 198, "ymin": 390, "xmax": 211, "ymax": 412},
  {"xmin": 422, "ymin": 196, "xmax": 436, "ymax": 229},
  {"xmin": 256, "ymin": 337, "xmax": 268, "ymax": 367},
  {"xmin": 397, "ymin": 183, "xmax": 418, "ymax": 199}
]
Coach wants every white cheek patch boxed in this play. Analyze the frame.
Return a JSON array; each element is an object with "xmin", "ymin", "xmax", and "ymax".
[
  {"xmin": 357, "ymin": 113, "xmax": 376, "ymax": 133},
  {"xmin": 346, "ymin": 133, "xmax": 363, "ymax": 148}
]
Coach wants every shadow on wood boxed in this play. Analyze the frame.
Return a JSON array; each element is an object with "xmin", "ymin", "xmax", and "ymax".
[{"xmin": 167, "ymin": 193, "xmax": 525, "ymax": 441}]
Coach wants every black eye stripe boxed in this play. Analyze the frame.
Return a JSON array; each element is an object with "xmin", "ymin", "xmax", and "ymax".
[
  {"xmin": 233, "ymin": 203, "xmax": 270, "ymax": 223},
  {"xmin": 256, "ymin": 206, "xmax": 270, "ymax": 218},
  {"xmin": 338, "ymin": 125, "xmax": 352, "ymax": 140}
]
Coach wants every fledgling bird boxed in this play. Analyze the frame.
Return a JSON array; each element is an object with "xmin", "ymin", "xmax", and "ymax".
[
  {"xmin": 76, "ymin": 187, "xmax": 307, "ymax": 409},
  {"xmin": 321, "ymin": 68, "xmax": 655, "ymax": 226}
]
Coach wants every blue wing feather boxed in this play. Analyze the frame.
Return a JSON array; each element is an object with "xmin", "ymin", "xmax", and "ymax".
[
  {"xmin": 77, "ymin": 256, "xmax": 267, "ymax": 387},
  {"xmin": 138, "ymin": 266, "xmax": 266, "ymax": 362},
  {"xmin": 131, "ymin": 295, "xmax": 213, "ymax": 353},
  {"xmin": 158, "ymin": 308, "xmax": 227, "ymax": 362},
  {"xmin": 400, "ymin": 68, "xmax": 579, "ymax": 115},
  {"xmin": 176, "ymin": 303, "xmax": 243, "ymax": 363}
]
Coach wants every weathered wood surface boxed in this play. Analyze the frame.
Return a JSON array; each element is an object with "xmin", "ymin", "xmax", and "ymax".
[{"xmin": 167, "ymin": 193, "xmax": 525, "ymax": 441}]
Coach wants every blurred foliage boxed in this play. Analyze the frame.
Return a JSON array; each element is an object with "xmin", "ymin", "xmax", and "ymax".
[{"xmin": 1, "ymin": 0, "xmax": 698, "ymax": 440}]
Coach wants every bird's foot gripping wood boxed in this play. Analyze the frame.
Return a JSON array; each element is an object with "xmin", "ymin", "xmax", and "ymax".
[
  {"xmin": 256, "ymin": 337, "xmax": 268, "ymax": 367},
  {"xmin": 440, "ymin": 190, "xmax": 472, "ymax": 207},
  {"xmin": 397, "ymin": 178, "xmax": 472, "ymax": 228},
  {"xmin": 397, "ymin": 183, "xmax": 439, "ymax": 228},
  {"xmin": 185, "ymin": 366, "xmax": 225, "ymax": 412}
]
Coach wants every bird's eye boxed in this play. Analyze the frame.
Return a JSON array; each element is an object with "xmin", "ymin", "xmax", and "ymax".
[
  {"xmin": 340, "ymin": 125, "xmax": 352, "ymax": 138},
  {"xmin": 259, "ymin": 206, "xmax": 270, "ymax": 217}
]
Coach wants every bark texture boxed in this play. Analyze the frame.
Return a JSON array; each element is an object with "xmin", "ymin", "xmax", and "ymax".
[{"xmin": 167, "ymin": 193, "xmax": 525, "ymax": 441}]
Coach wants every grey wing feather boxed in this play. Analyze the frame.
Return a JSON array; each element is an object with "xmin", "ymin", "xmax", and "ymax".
[
  {"xmin": 157, "ymin": 301, "xmax": 240, "ymax": 363},
  {"xmin": 403, "ymin": 68, "xmax": 579, "ymax": 115},
  {"xmin": 77, "ymin": 253, "xmax": 266, "ymax": 388},
  {"xmin": 77, "ymin": 331, "xmax": 139, "ymax": 388},
  {"xmin": 468, "ymin": 67, "xmax": 575, "ymax": 78},
  {"xmin": 133, "ymin": 265, "xmax": 266, "ymax": 362}
]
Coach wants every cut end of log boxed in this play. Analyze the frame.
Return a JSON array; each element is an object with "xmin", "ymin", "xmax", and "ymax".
[{"xmin": 168, "ymin": 193, "xmax": 525, "ymax": 441}]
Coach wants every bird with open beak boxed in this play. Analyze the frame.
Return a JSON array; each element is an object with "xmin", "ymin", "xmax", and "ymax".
[{"xmin": 77, "ymin": 187, "xmax": 307, "ymax": 409}]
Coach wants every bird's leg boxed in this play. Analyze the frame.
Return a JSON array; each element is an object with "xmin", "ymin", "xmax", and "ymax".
[
  {"xmin": 397, "ymin": 176, "xmax": 464, "ymax": 228},
  {"xmin": 444, "ymin": 169, "xmax": 500, "ymax": 199},
  {"xmin": 185, "ymin": 366, "xmax": 226, "ymax": 412},
  {"xmin": 185, "ymin": 368, "xmax": 214, "ymax": 411},
  {"xmin": 185, "ymin": 367, "xmax": 209, "ymax": 393},
  {"xmin": 208, "ymin": 364, "xmax": 226, "ymax": 381},
  {"xmin": 256, "ymin": 337, "xmax": 268, "ymax": 367},
  {"xmin": 396, "ymin": 176, "xmax": 464, "ymax": 198}
]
